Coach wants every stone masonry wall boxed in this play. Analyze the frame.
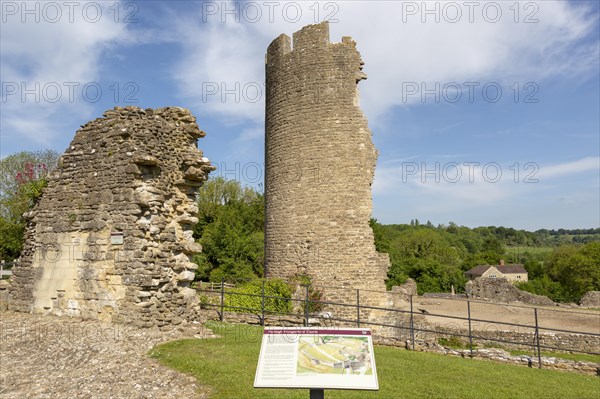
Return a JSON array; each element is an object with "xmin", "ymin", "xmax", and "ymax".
[
  {"xmin": 580, "ymin": 291, "xmax": 600, "ymax": 308},
  {"xmin": 8, "ymin": 106, "xmax": 215, "ymax": 327},
  {"xmin": 264, "ymin": 22, "xmax": 390, "ymax": 312},
  {"xmin": 466, "ymin": 278, "xmax": 555, "ymax": 306}
]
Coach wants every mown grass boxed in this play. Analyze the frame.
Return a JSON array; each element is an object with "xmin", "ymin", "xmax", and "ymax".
[{"xmin": 149, "ymin": 323, "xmax": 599, "ymax": 399}]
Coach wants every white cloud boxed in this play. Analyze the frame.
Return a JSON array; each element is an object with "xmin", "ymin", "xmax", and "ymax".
[
  {"xmin": 167, "ymin": 1, "xmax": 599, "ymax": 126},
  {"xmin": 537, "ymin": 157, "xmax": 600, "ymax": 179},
  {"xmin": 1, "ymin": 1, "xmax": 132, "ymax": 149},
  {"xmin": 374, "ymin": 161, "xmax": 515, "ymax": 205},
  {"xmin": 373, "ymin": 156, "xmax": 600, "ymax": 228}
]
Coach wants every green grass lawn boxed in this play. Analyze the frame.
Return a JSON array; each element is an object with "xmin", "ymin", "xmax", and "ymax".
[{"xmin": 150, "ymin": 323, "xmax": 599, "ymax": 399}]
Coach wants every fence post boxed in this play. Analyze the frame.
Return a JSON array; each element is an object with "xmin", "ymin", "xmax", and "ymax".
[
  {"xmin": 534, "ymin": 308, "xmax": 542, "ymax": 368},
  {"xmin": 356, "ymin": 289, "xmax": 360, "ymax": 327},
  {"xmin": 467, "ymin": 300, "xmax": 473, "ymax": 357},
  {"xmin": 410, "ymin": 295, "xmax": 415, "ymax": 351},
  {"xmin": 0, "ymin": 260, "xmax": 3, "ymax": 279},
  {"xmin": 304, "ymin": 285, "xmax": 310, "ymax": 327},
  {"xmin": 261, "ymin": 279, "xmax": 265, "ymax": 326},
  {"xmin": 220, "ymin": 277, "xmax": 225, "ymax": 322}
]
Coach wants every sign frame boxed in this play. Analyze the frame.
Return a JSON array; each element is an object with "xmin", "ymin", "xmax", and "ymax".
[{"xmin": 254, "ymin": 326, "xmax": 379, "ymax": 391}]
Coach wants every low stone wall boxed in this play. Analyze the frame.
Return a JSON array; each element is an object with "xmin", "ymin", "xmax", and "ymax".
[
  {"xmin": 466, "ymin": 278, "xmax": 555, "ymax": 306},
  {"xmin": 374, "ymin": 337, "xmax": 598, "ymax": 374},
  {"xmin": 378, "ymin": 315, "xmax": 599, "ymax": 354},
  {"xmin": 202, "ymin": 305, "xmax": 598, "ymax": 353},
  {"xmin": 580, "ymin": 291, "xmax": 600, "ymax": 308},
  {"xmin": 430, "ymin": 346, "xmax": 599, "ymax": 375},
  {"xmin": 201, "ymin": 308, "xmax": 599, "ymax": 375},
  {"xmin": 0, "ymin": 280, "xmax": 9, "ymax": 311}
]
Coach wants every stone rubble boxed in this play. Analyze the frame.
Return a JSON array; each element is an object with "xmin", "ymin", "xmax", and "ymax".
[
  {"xmin": 0, "ymin": 311, "xmax": 214, "ymax": 398},
  {"xmin": 398, "ymin": 339, "xmax": 600, "ymax": 375}
]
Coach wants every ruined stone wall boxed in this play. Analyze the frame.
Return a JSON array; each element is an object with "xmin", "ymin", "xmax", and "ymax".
[
  {"xmin": 264, "ymin": 22, "xmax": 390, "ymax": 310},
  {"xmin": 465, "ymin": 278, "xmax": 555, "ymax": 306},
  {"xmin": 8, "ymin": 106, "xmax": 215, "ymax": 327},
  {"xmin": 580, "ymin": 291, "xmax": 600, "ymax": 308}
]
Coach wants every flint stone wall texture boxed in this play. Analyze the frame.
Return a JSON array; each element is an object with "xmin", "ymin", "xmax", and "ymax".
[
  {"xmin": 264, "ymin": 22, "xmax": 390, "ymax": 309},
  {"xmin": 8, "ymin": 106, "xmax": 215, "ymax": 327}
]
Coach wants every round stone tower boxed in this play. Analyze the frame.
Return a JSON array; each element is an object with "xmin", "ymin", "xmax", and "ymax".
[{"xmin": 264, "ymin": 22, "xmax": 389, "ymax": 296}]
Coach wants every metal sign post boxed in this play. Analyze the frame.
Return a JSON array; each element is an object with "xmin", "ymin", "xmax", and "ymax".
[{"xmin": 310, "ymin": 388, "xmax": 324, "ymax": 399}]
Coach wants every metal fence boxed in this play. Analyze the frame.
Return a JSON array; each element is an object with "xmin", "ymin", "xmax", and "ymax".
[{"xmin": 197, "ymin": 279, "xmax": 600, "ymax": 369}]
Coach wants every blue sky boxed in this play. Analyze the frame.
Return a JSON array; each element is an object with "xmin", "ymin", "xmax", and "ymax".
[{"xmin": 1, "ymin": 0, "xmax": 599, "ymax": 230}]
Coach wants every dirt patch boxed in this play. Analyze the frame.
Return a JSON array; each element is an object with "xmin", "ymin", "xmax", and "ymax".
[
  {"xmin": 403, "ymin": 298, "xmax": 600, "ymax": 334},
  {"xmin": 0, "ymin": 312, "xmax": 210, "ymax": 399}
]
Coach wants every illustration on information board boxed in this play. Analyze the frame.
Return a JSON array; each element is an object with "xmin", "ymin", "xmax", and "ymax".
[{"xmin": 297, "ymin": 336, "xmax": 373, "ymax": 375}]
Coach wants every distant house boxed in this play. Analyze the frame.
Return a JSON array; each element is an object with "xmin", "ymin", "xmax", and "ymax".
[{"xmin": 464, "ymin": 260, "xmax": 528, "ymax": 283}]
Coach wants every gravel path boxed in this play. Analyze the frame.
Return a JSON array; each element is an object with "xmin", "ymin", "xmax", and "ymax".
[{"xmin": 0, "ymin": 312, "xmax": 209, "ymax": 399}]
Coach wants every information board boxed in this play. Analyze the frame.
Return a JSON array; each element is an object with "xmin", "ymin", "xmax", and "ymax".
[{"xmin": 254, "ymin": 327, "xmax": 378, "ymax": 390}]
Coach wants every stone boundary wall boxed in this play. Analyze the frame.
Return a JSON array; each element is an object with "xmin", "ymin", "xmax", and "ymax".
[
  {"xmin": 201, "ymin": 307, "xmax": 599, "ymax": 355},
  {"xmin": 580, "ymin": 291, "xmax": 600, "ymax": 308},
  {"xmin": 466, "ymin": 278, "xmax": 555, "ymax": 306},
  {"xmin": 201, "ymin": 309, "xmax": 599, "ymax": 375}
]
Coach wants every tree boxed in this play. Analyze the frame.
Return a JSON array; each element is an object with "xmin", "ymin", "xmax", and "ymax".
[
  {"xmin": 0, "ymin": 150, "xmax": 59, "ymax": 261},
  {"xmin": 193, "ymin": 177, "xmax": 264, "ymax": 281},
  {"xmin": 0, "ymin": 150, "xmax": 58, "ymax": 205},
  {"xmin": 384, "ymin": 228, "xmax": 467, "ymax": 292},
  {"xmin": 546, "ymin": 243, "xmax": 600, "ymax": 302},
  {"xmin": 517, "ymin": 276, "xmax": 566, "ymax": 302}
]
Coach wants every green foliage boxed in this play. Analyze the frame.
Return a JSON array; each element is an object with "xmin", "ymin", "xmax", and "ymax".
[
  {"xmin": 292, "ymin": 274, "xmax": 325, "ymax": 313},
  {"xmin": 546, "ymin": 242, "xmax": 600, "ymax": 302},
  {"xmin": 191, "ymin": 178, "xmax": 597, "ymax": 303},
  {"xmin": 194, "ymin": 177, "xmax": 264, "ymax": 281},
  {"xmin": 381, "ymin": 226, "xmax": 467, "ymax": 293},
  {"xmin": 0, "ymin": 150, "xmax": 58, "ymax": 202},
  {"xmin": 224, "ymin": 279, "xmax": 293, "ymax": 314},
  {"xmin": 0, "ymin": 150, "xmax": 58, "ymax": 261},
  {"xmin": 371, "ymin": 220, "xmax": 599, "ymax": 302},
  {"xmin": 438, "ymin": 336, "xmax": 474, "ymax": 349},
  {"xmin": 516, "ymin": 276, "xmax": 566, "ymax": 302},
  {"xmin": 0, "ymin": 217, "xmax": 25, "ymax": 261},
  {"xmin": 514, "ymin": 243, "xmax": 599, "ymax": 303}
]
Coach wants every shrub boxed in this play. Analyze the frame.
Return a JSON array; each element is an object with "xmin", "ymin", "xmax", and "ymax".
[
  {"xmin": 224, "ymin": 279, "xmax": 293, "ymax": 314},
  {"xmin": 438, "ymin": 336, "xmax": 467, "ymax": 349},
  {"xmin": 292, "ymin": 273, "xmax": 326, "ymax": 313},
  {"xmin": 199, "ymin": 294, "xmax": 219, "ymax": 310}
]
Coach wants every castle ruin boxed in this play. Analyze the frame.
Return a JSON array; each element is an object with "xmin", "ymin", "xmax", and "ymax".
[
  {"xmin": 8, "ymin": 106, "xmax": 215, "ymax": 327},
  {"xmin": 264, "ymin": 22, "xmax": 390, "ymax": 300}
]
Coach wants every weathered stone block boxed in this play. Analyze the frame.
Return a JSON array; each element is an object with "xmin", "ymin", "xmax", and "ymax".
[
  {"xmin": 8, "ymin": 107, "xmax": 215, "ymax": 327},
  {"xmin": 264, "ymin": 22, "xmax": 390, "ymax": 316}
]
